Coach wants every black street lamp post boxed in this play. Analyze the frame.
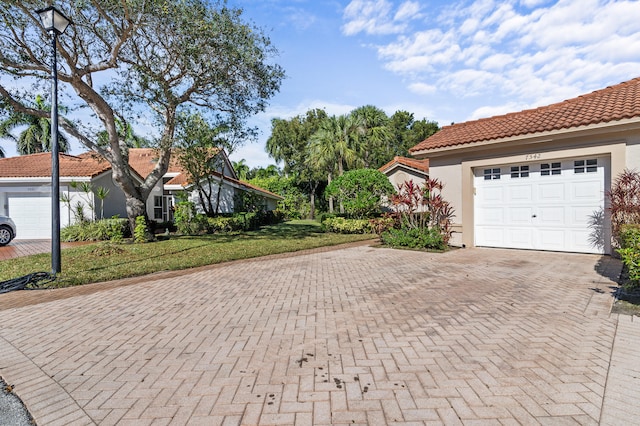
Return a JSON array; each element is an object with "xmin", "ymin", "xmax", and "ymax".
[{"xmin": 35, "ymin": 5, "xmax": 71, "ymax": 275}]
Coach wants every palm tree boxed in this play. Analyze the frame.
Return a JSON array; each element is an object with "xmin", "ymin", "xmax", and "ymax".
[
  {"xmin": 0, "ymin": 95, "xmax": 69, "ymax": 155},
  {"xmin": 97, "ymin": 118, "xmax": 150, "ymax": 149},
  {"xmin": 232, "ymin": 159, "xmax": 250, "ymax": 180},
  {"xmin": 351, "ymin": 105, "xmax": 392, "ymax": 168},
  {"xmin": 309, "ymin": 114, "xmax": 363, "ymax": 213},
  {"xmin": 0, "ymin": 145, "xmax": 5, "ymax": 158}
]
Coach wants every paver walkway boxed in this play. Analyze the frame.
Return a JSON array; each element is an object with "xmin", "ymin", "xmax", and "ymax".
[
  {"xmin": 0, "ymin": 240, "xmax": 89, "ymax": 261},
  {"xmin": 0, "ymin": 245, "xmax": 636, "ymax": 425}
]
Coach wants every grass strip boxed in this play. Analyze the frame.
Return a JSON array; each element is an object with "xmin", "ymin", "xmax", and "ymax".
[{"xmin": 0, "ymin": 220, "xmax": 374, "ymax": 287}]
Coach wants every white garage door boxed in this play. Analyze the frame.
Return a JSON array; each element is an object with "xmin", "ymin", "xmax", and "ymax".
[
  {"xmin": 474, "ymin": 157, "xmax": 606, "ymax": 254},
  {"xmin": 8, "ymin": 193, "xmax": 52, "ymax": 239}
]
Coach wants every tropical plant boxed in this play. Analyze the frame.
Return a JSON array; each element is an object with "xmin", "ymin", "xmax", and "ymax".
[
  {"xmin": 324, "ymin": 168, "xmax": 395, "ymax": 219},
  {"xmin": 0, "ymin": 95, "xmax": 69, "ymax": 155},
  {"xmin": 383, "ymin": 178, "xmax": 455, "ymax": 249},
  {"xmin": 608, "ymin": 169, "xmax": 640, "ymax": 247},
  {"xmin": 351, "ymin": 105, "xmax": 393, "ymax": 168},
  {"xmin": 232, "ymin": 159, "xmax": 250, "ymax": 180}
]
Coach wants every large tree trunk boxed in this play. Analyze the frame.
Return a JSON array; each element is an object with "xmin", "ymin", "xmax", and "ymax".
[
  {"xmin": 125, "ymin": 194, "xmax": 148, "ymax": 234},
  {"xmin": 309, "ymin": 180, "xmax": 318, "ymax": 219},
  {"xmin": 327, "ymin": 172, "xmax": 334, "ymax": 214}
]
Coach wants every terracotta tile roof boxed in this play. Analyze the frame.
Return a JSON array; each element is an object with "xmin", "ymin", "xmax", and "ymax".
[
  {"xmin": 379, "ymin": 156, "xmax": 429, "ymax": 174},
  {"xmin": 0, "ymin": 148, "xmax": 281, "ymax": 199},
  {"xmin": 0, "ymin": 152, "xmax": 111, "ymax": 178},
  {"xmin": 126, "ymin": 148, "xmax": 184, "ymax": 178},
  {"xmin": 410, "ymin": 76, "xmax": 640, "ymax": 153}
]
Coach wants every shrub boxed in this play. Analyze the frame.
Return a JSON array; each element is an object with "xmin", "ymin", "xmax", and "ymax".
[
  {"xmin": 618, "ymin": 224, "xmax": 640, "ymax": 289},
  {"xmin": 61, "ymin": 217, "xmax": 128, "ymax": 242},
  {"xmin": 322, "ymin": 217, "xmax": 373, "ymax": 234},
  {"xmin": 369, "ymin": 214, "xmax": 397, "ymax": 235},
  {"xmin": 174, "ymin": 202, "xmax": 207, "ymax": 235},
  {"xmin": 134, "ymin": 216, "xmax": 150, "ymax": 243},
  {"xmin": 248, "ymin": 175, "xmax": 307, "ymax": 219},
  {"xmin": 325, "ymin": 169, "xmax": 395, "ymax": 219},
  {"xmin": 381, "ymin": 227, "xmax": 445, "ymax": 250}
]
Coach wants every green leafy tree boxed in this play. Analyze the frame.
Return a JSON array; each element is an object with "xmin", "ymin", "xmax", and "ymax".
[
  {"xmin": 325, "ymin": 169, "xmax": 394, "ymax": 219},
  {"xmin": 0, "ymin": 95, "xmax": 69, "ymax": 155},
  {"xmin": 249, "ymin": 175, "xmax": 306, "ymax": 219},
  {"xmin": 389, "ymin": 110, "xmax": 440, "ymax": 157},
  {"xmin": 266, "ymin": 108, "xmax": 328, "ymax": 218},
  {"xmin": 0, "ymin": 0, "xmax": 284, "ymax": 231}
]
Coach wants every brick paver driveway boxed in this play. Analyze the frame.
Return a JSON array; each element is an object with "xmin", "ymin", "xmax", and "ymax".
[{"xmin": 1, "ymin": 245, "xmax": 639, "ymax": 425}]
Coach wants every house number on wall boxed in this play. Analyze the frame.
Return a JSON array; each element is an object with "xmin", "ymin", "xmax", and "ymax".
[{"xmin": 524, "ymin": 153, "xmax": 541, "ymax": 160}]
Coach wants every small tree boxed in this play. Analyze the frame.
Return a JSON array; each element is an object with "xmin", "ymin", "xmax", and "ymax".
[{"xmin": 325, "ymin": 169, "xmax": 395, "ymax": 219}]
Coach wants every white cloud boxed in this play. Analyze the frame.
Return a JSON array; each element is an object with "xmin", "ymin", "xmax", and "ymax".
[
  {"xmin": 407, "ymin": 82, "xmax": 437, "ymax": 95},
  {"xmin": 346, "ymin": 0, "xmax": 640, "ymax": 112},
  {"xmin": 341, "ymin": 0, "xmax": 422, "ymax": 36}
]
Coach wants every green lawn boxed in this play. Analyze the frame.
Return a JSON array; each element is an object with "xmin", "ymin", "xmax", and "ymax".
[{"xmin": 0, "ymin": 220, "xmax": 375, "ymax": 287}]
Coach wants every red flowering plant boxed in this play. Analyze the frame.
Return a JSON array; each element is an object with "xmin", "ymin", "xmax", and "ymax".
[{"xmin": 381, "ymin": 178, "xmax": 455, "ymax": 249}]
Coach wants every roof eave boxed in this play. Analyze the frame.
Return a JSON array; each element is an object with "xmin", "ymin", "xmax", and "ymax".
[
  {"xmin": 381, "ymin": 163, "xmax": 429, "ymax": 176},
  {"xmin": 411, "ymin": 116, "xmax": 640, "ymax": 157}
]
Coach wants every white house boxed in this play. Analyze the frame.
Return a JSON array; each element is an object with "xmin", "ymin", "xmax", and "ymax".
[{"xmin": 0, "ymin": 148, "xmax": 282, "ymax": 239}]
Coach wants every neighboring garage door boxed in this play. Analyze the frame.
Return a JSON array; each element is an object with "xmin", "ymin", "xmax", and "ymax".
[
  {"xmin": 8, "ymin": 193, "xmax": 52, "ymax": 239},
  {"xmin": 474, "ymin": 157, "xmax": 606, "ymax": 254}
]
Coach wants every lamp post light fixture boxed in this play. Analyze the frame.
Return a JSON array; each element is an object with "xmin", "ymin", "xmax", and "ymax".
[{"xmin": 35, "ymin": 5, "xmax": 71, "ymax": 275}]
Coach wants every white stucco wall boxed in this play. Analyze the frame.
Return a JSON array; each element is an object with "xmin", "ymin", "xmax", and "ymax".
[{"xmin": 189, "ymin": 181, "xmax": 235, "ymax": 214}]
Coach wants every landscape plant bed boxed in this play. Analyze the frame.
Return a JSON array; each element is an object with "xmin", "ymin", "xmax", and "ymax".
[
  {"xmin": 611, "ymin": 266, "xmax": 640, "ymax": 316},
  {"xmin": 0, "ymin": 221, "xmax": 373, "ymax": 288}
]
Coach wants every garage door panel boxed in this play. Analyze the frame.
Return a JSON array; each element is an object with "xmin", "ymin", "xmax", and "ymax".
[
  {"xmin": 538, "ymin": 206, "xmax": 565, "ymax": 225},
  {"xmin": 508, "ymin": 185, "xmax": 533, "ymax": 202},
  {"xmin": 571, "ymin": 181, "xmax": 601, "ymax": 200},
  {"xmin": 475, "ymin": 157, "xmax": 606, "ymax": 254},
  {"xmin": 509, "ymin": 207, "xmax": 534, "ymax": 224},
  {"xmin": 481, "ymin": 186, "xmax": 504, "ymax": 202},
  {"xmin": 538, "ymin": 229, "xmax": 566, "ymax": 250},
  {"xmin": 538, "ymin": 182, "xmax": 565, "ymax": 201},
  {"xmin": 479, "ymin": 207, "xmax": 504, "ymax": 224},
  {"xmin": 570, "ymin": 230, "xmax": 601, "ymax": 254},
  {"xmin": 571, "ymin": 206, "xmax": 600, "ymax": 226},
  {"xmin": 477, "ymin": 227, "xmax": 505, "ymax": 246},
  {"xmin": 507, "ymin": 228, "xmax": 534, "ymax": 249}
]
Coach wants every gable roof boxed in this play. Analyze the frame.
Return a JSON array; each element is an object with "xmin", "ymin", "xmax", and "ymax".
[
  {"xmin": 410, "ymin": 76, "xmax": 640, "ymax": 153},
  {"xmin": 379, "ymin": 156, "xmax": 429, "ymax": 175},
  {"xmin": 0, "ymin": 152, "xmax": 111, "ymax": 178}
]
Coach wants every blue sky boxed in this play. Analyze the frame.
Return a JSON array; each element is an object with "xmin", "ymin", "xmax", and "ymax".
[
  {"xmin": 2, "ymin": 0, "xmax": 640, "ymax": 169},
  {"xmin": 228, "ymin": 0, "xmax": 640, "ymax": 168}
]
